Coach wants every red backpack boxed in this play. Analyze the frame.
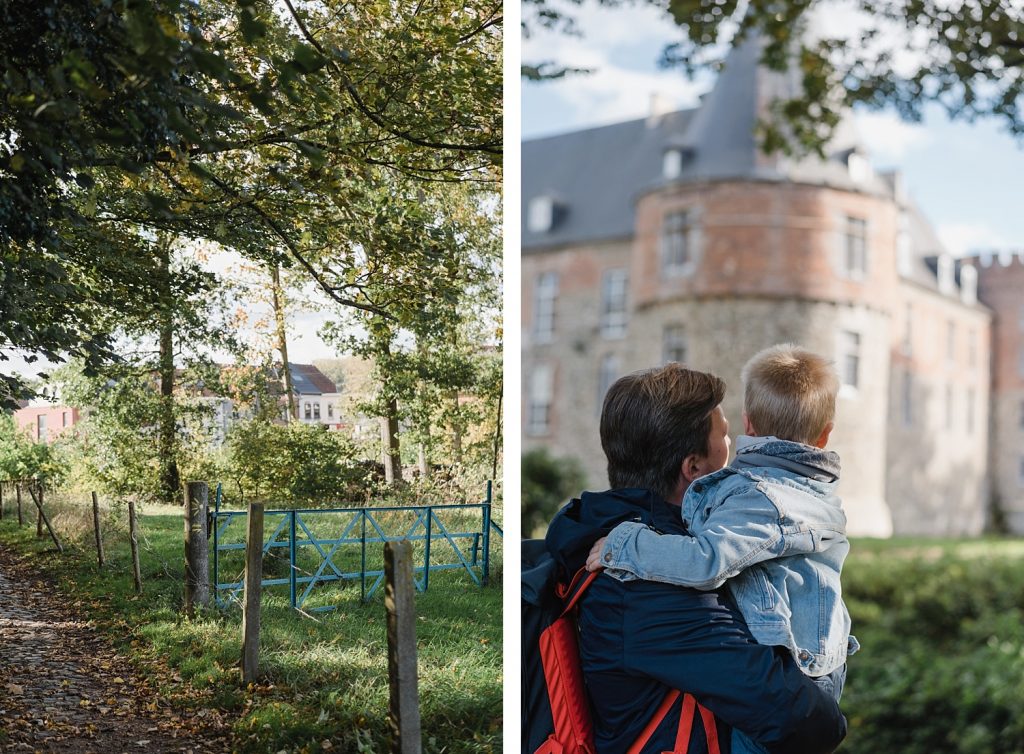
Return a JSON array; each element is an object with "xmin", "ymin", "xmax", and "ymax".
[{"xmin": 531, "ymin": 565, "xmax": 721, "ymax": 754}]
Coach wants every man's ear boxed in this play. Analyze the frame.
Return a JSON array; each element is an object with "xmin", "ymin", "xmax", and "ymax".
[
  {"xmin": 680, "ymin": 453, "xmax": 704, "ymax": 485},
  {"xmin": 813, "ymin": 421, "xmax": 834, "ymax": 449}
]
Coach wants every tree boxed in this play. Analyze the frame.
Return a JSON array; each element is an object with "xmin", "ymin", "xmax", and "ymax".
[
  {"xmin": 524, "ymin": 0, "xmax": 1024, "ymax": 154},
  {"xmin": 321, "ymin": 176, "xmax": 501, "ymax": 484},
  {"xmin": 2, "ymin": 0, "xmax": 502, "ymax": 406},
  {"xmin": 0, "ymin": 0, "xmax": 241, "ymax": 406}
]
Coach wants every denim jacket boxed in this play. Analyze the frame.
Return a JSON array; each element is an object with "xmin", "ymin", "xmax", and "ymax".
[{"xmin": 601, "ymin": 436, "xmax": 859, "ymax": 677}]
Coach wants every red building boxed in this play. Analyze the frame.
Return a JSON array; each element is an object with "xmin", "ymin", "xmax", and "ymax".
[{"xmin": 14, "ymin": 403, "xmax": 80, "ymax": 443}]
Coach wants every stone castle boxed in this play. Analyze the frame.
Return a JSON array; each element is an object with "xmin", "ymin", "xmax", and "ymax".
[{"xmin": 521, "ymin": 36, "xmax": 1024, "ymax": 537}]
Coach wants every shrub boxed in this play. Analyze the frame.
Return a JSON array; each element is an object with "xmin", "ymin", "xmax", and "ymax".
[
  {"xmin": 521, "ymin": 448, "xmax": 585, "ymax": 539},
  {"xmin": 841, "ymin": 544, "xmax": 1024, "ymax": 753}
]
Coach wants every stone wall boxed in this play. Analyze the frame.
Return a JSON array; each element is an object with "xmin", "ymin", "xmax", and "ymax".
[{"xmin": 977, "ymin": 254, "xmax": 1024, "ymax": 532}]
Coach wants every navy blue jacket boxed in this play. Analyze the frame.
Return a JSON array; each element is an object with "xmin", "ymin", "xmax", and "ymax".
[{"xmin": 545, "ymin": 488, "xmax": 848, "ymax": 754}]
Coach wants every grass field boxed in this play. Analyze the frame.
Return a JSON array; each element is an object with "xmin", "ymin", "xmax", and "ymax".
[{"xmin": 0, "ymin": 494, "xmax": 503, "ymax": 754}]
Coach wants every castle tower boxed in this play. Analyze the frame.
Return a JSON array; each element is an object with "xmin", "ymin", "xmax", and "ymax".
[{"xmin": 976, "ymin": 252, "xmax": 1024, "ymax": 531}]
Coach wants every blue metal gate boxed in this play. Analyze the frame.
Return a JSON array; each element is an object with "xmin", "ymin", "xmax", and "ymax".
[{"xmin": 211, "ymin": 482, "xmax": 501, "ymax": 611}]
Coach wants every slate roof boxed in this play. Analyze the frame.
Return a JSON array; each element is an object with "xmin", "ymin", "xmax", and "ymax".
[
  {"xmin": 523, "ymin": 34, "xmax": 893, "ymax": 252},
  {"xmin": 288, "ymin": 363, "xmax": 338, "ymax": 395}
]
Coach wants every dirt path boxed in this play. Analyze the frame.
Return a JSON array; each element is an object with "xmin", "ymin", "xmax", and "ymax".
[{"xmin": 0, "ymin": 549, "xmax": 230, "ymax": 753}]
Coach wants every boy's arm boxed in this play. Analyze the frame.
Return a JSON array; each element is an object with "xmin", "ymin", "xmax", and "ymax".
[
  {"xmin": 619, "ymin": 583, "xmax": 847, "ymax": 753},
  {"xmin": 598, "ymin": 487, "xmax": 788, "ymax": 590}
]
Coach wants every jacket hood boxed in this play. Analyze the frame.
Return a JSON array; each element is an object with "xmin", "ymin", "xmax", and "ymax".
[
  {"xmin": 733, "ymin": 436, "xmax": 840, "ymax": 483},
  {"xmin": 544, "ymin": 488, "xmax": 683, "ymax": 575}
]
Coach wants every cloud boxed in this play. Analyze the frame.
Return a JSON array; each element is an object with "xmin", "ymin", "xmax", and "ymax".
[
  {"xmin": 936, "ymin": 222, "xmax": 1009, "ymax": 258},
  {"xmin": 855, "ymin": 111, "xmax": 932, "ymax": 163},
  {"xmin": 523, "ymin": 0, "xmax": 711, "ymax": 132}
]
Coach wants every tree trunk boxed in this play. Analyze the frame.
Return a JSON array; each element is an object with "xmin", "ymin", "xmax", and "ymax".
[
  {"xmin": 450, "ymin": 390, "xmax": 463, "ymax": 465},
  {"xmin": 157, "ymin": 240, "xmax": 180, "ymax": 504},
  {"xmin": 381, "ymin": 403, "xmax": 403, "ymax": 485},
  {"xmin": 491, "ymin": 378, "xmax": 502, "ymax": 482},
  {"xmin": 271, "ymin": 264, "xmax": 297, "ymax": 423},
  {"xmin": 417, "ymin": 442, "xmax": 429, "ymax": 479}
]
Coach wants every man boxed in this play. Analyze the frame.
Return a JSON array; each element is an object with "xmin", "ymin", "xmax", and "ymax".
[{"xmin": 544, "ymin": 364, "xmax": 848, "ymax": 753}]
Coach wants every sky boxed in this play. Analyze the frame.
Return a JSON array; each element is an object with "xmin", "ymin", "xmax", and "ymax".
[{"xmin": 521, "ymin": 1, "xmax": 1024, "ymax": 257}]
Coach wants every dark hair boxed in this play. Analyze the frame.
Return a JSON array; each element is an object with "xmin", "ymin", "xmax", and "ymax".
[{"xmin": 600, "ymin": 364, "xmax": 726, "ymax": 500}]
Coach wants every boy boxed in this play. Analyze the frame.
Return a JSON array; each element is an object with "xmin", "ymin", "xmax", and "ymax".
[{"xmin": 586, "ymin": 344, "xmax": 858, "ymax": 754}]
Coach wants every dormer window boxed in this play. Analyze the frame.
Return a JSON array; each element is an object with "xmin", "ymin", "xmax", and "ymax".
[
  {"xmin": 528, "ymin": 195, "xmax": 556, "ymax": 233},
  {"xmin": 937, "ymin": 254, "xmax": 955, "ymax": 296},
  {"xmin": 663, "ymin": 149, "xmax": 683, "ymax": 180},
  {"xmin": 960, "ymin": 264, "xmax": 977, "ymax": 305},
  {"xmin": 847, "ymin": 151, "xmax": 872, "ymax": 184}
]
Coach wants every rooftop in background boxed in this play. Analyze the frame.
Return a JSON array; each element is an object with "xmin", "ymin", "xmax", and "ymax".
[{"xmin": 285, "ymin": 363, "xmax": 339, "ymax": 395}]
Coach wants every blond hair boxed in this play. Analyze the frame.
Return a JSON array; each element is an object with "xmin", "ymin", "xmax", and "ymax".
[{"xmin": 741, "ymin": 344, "xmax": 839, "ymax": 445}]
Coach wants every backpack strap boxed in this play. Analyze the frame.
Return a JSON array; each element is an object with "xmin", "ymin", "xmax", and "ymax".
[
  {"xmin": 624, "ymin": 691, "xmax": 720, "ymax": 754},
  {"xmin": 557, "ymin": 567, "xmax": 600, "ymax": 618},
  {"xmin": 626, "ymin": 690, "xmax": 681, "ymax": 754},
  {"xmin": 698, "ymin": 703, "xmax": 720, "ymax": 754}
]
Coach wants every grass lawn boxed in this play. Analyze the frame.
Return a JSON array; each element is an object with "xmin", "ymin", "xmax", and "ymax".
[{"xmin": 0, "ymin": 497, "xmax": 503, "ymax": 754}]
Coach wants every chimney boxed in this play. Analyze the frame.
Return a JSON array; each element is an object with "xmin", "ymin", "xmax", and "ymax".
[{"xmin": 647, "ymin": 92, "xmax": 673, "ymax": 127}]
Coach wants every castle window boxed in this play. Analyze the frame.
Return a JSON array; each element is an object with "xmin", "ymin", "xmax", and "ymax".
[
  {"xmin": 1019, "ymin": 347, "xmax": 1024, "ymax": 378},
  {"xmin": 304, "ymin": 402, "xmax": 311, "ymax": 419},
  {"xmin": 661, "ymin": 211, "xmax": 692, "ymax": 275},
  {"xmin": 902, "ymin": 303, "xmax": 913, "ymax": 356},
  {"xmin": 902, "ymin": 371, "xmax": 914, "ymax": 427},
  {"xmin": 1019, "ymin": 303, "xmax": 1024, "ymax": 331},
  {"xmin": 37, "ymin": 414, "xmax": 47, "ymax": 442},
  {"xmin": 896, "ymin": 212, "xmax": 912, "ymax": 277},
  {"xmin": 966, "ymin": 388, "xmax": 975, "ymax": 434},
  {"xmin": 528, "ymin": 196, "xmax": 556, "ymax": 234},
  {"xmin": 1020, "ymin": 399, "xmax": 1024, "ymax": 431},
  {"xmin": 1019, "ymin": 456, "xmax": 1024, "ymax": 488},
  {"xmin": 62, "ymin": 411, "xmax": 69, "ymax": 427},
  {"xmin": 534, "ymin": 271, "xmax": 559, "ymax": 343},
  {"xmin": 663, "ymin": 324, "xmax": 688, "ymax": 364},
  {"xmin": 946, "ymin": 321, "xmax": 956, "ymax": 367},
  {"xmin": 842, "ymin": 217, "xmax": 868, "ymax": 278},
  {"xmin": 600, "ymin": 269, "xmax": 629, "ymax": 339},
  {"xmin": 597, "ymin": 354, "xmax": 619, "ymax": 413},
  {"xmin": 327, "ymin": 403, "xmax": 334, "ymax": 418},
  {"xmin": 839, "ymin": 330, "xmax": 861, "ymax": 389},
  {"xmin": 945, "ymin": 384, "xmax": 954, "ymax": 431},
  {"xmin": 313, "ymin": 402, "xmax": 321, "ymax": 420},
  {"xmin": 968, "ymin": 328, "xmax": 977, "ymax": 369},
  {"xmin": 527, "ymin": 364, "xmax": 554, "ymax": 436}
]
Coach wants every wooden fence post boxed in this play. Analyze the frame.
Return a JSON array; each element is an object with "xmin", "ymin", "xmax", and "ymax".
[
  {"xmin": 92, "ymin": 492, "xmax": 104, "ymax": 569},
  {"xmin": 183, "ymin": 481, "xmax": 210, "ymax": 615},
  {"xmin": 385, "ymin": 540, "xmax": 422, "ymax": 754},
  {"xmin": 15, "ymin": 483, "xmax": 22, "ymax": 526},
  {"xmin": 128, "ymin": 500, "xmax": 142, "ymax": 593},
  {"xmin": 241, "ymin": 502, "xmax": 264, "ymax": 685},
  {"xmin": 26, "ymin": 484, "xmax": 62, "ymax": 553}
]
